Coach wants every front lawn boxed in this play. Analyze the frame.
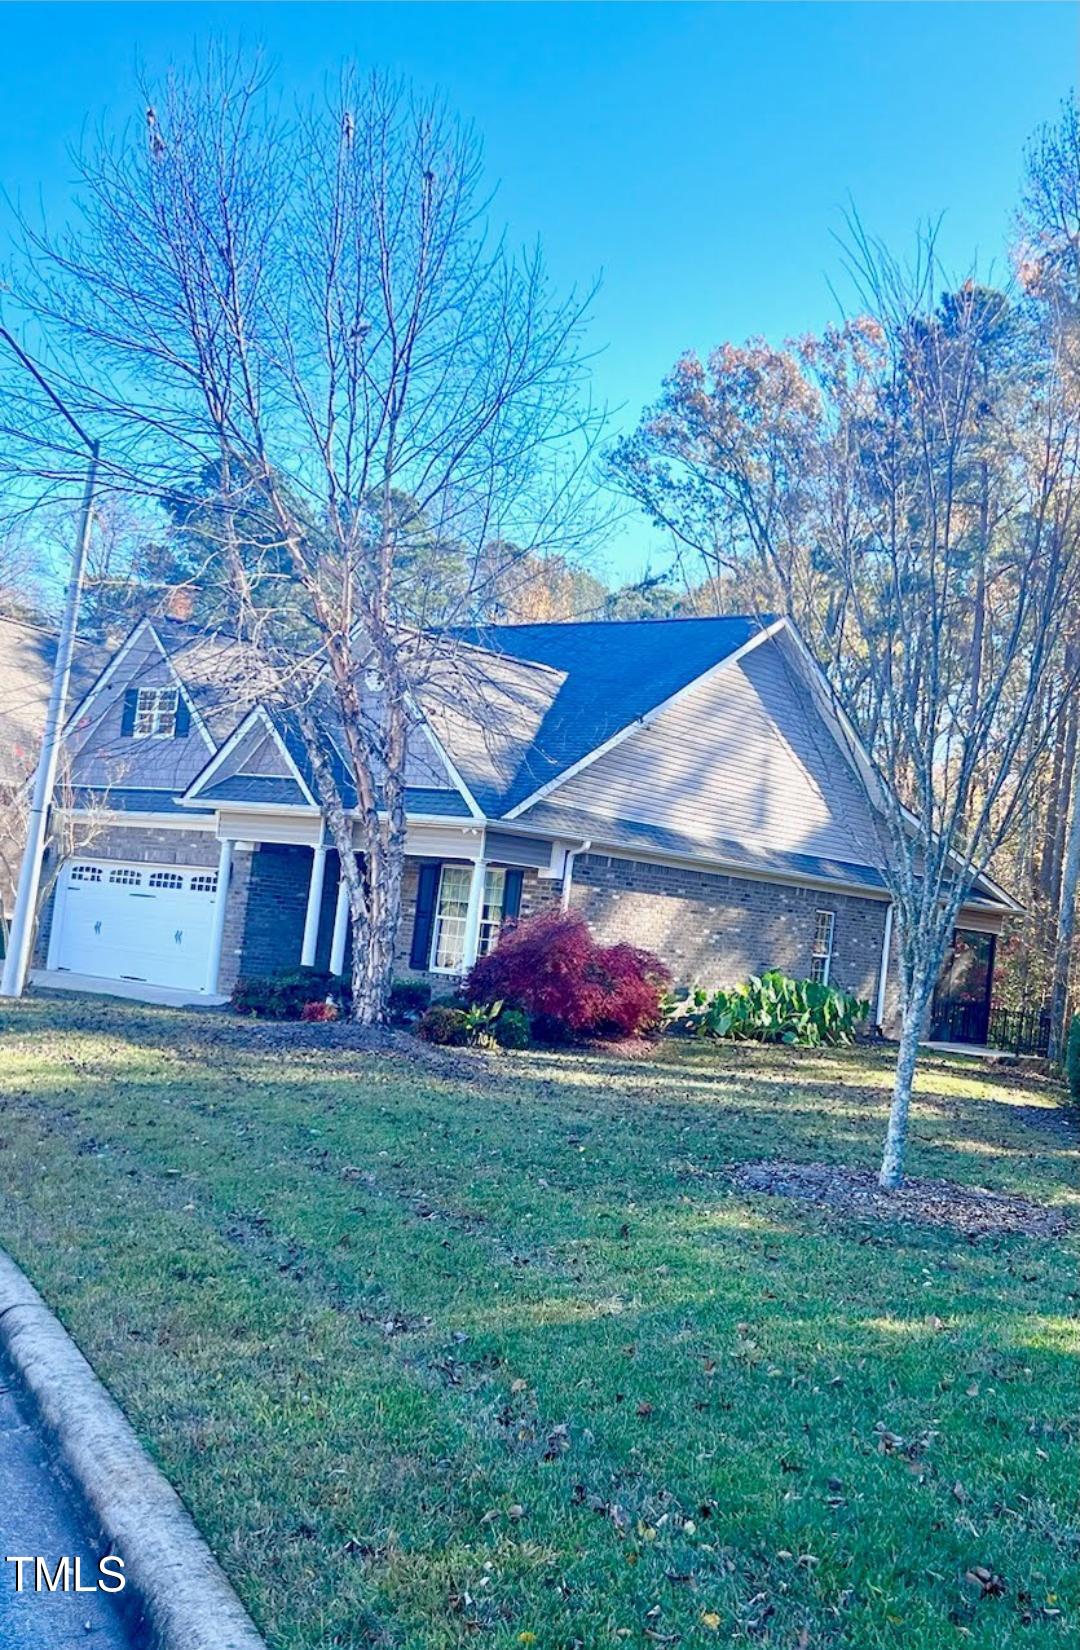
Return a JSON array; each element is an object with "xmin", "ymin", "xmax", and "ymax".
[{"xmin": 0, "ymin": 997, "xmax": 1076, "ymax": 1650}]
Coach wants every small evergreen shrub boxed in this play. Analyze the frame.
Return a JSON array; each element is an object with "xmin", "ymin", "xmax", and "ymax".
[
  {"xmin": 388, "ymin": 979, "xmax": 432, "ymax": 1022},
  {"xmin": 492, "ymin": 1007, "xmax": 531, "ymax": 1049},
  {"xmin": 466, "ymin": 910, "xmax": 669, "ymax": 1042},
  {"xmin": 677, "ymin": 970, "xmax": 868, "ymax": 1047},
  {"xmin": 1065, "ymin": 1012, "xmax": 1080, "ymax": 1100},
  {"xmin": 232, "ymin": 967, "xmax": 349, "ymax": 1020},
  {"xmin": 417, "ymin": 1004, "xmax": 470, "ymax": 1045}
]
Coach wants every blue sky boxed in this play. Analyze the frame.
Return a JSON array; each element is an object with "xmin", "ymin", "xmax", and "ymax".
[{"xmin": 0, "ymin": 2, "xmax": 1074, "ymax": 582}]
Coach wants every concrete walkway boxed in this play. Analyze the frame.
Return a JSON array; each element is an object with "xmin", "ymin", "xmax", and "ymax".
[
  {"xmin": 29, "ymin": 970, "xmax": 228, "ymax": 1009},
  {"xmin": 0, "ymin": 1357, "xmax": 140, "ymax": 1649}
]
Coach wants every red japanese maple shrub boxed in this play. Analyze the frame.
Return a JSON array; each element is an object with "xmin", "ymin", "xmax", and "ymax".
[{"xmin": 466, "ymin": 910, "xmax": 669, "ymax": 1042}]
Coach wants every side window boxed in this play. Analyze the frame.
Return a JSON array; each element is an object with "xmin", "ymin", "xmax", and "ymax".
[{"xmin": 810, "ymin": 910, "xmax": 835, "ymax": 984}]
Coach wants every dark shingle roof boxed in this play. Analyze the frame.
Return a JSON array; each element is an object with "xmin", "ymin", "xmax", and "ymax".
[
  {"xmin": 198, "ymin": 776, "xmax": 311, "ymax": 807},
  {"xmin": 67, "ymin": 786, "xmax": 195, "ymax": 816},
  {"xmin": 447, "ymin": 616, "xmax": 771, "ymax": 812},
  {"xmin": 519, "ymin": 803, "xmax": 889, "ymax": 892}
]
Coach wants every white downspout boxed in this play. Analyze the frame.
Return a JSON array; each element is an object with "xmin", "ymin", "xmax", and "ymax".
[
  {"xmin": 875, "ymin": 902, "xmax": 894, "ymax": 1030},
  {"xmin": 560, "ymin": 840, "xmax": 592, "ymax": 912}
]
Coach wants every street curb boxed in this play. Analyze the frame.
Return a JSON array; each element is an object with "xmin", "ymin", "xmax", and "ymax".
[{"xmin": 0, "ymin": 1250, "xmax": 269, "ymax": 1650}]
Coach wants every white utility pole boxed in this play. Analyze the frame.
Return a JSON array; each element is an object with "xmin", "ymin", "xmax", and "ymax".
[{"xmin": 0, "ymin": 328, "xmax": 100, "ymax": 999}]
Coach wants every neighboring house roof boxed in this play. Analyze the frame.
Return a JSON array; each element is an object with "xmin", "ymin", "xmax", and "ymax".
[{"xmin": 0, "ymin": 614, "xmax": 109, "ymax": 786}]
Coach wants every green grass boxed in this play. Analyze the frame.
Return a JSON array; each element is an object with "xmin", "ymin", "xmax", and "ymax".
[{"xmin": 0, "ymin": 996, "xmax": 1076, "ymax": 1650}]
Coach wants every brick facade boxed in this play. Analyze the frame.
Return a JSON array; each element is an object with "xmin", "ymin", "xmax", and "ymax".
[
  {"xmin": 35, "ymin": 823, "xmax": 899, "ymax": 1027},
  {"xmin": 562, "ymin": 852, "xmax": 892, "ymax": 1018}
]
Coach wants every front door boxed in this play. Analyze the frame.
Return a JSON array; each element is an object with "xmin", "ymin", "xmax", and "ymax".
[{"xmin": 929, "ymin": 929, "xmax": 996, "ymax": 1044}]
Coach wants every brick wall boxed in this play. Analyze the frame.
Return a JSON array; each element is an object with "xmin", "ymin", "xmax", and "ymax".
[
  {"xmin": 237, "ymin": 843, "xmax": 339, "ymax": 981},
  {"xmin": 563, "ymin": 853, "xmax": 892, "ymax": 1020},
  {"xmin": 32, "ymin": 827, "xmax": 899, "ymax": 1030}
]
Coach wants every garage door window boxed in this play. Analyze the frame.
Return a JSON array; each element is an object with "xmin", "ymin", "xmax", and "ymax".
[
  {"xmin": 109, "ymin": 867, "xmax": 143, "ymax": 886},
  {"xmin": 189, "ymin": 873, "xmax": 218, "ymax": 894},
  {"xmin": 70, "ymin": 864, "xmax": 102, "ymax": 884},
  {"xmin": 148, "ymin": 871, "xmax": 184, "ymax": 890}
]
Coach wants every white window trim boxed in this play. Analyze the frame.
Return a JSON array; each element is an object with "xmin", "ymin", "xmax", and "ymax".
[
  {"xmin": 133, "ymin": 686, "xmax": 179, "ymax": 740},
  {"xmin": 429, "ymin": 864, "xmax": 507, "ymax": 974},
  {"xmin": 811, "ymin": 909, "xmax": 835, "ymax": 985},
  {"xmin": 430, "ymin": 865, "xmax": 473, "ymax": 974}
]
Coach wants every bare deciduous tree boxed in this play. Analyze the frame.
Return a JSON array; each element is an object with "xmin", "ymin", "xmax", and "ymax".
[
  {"xmin": 0, "ymin": 54, "xmax": 602, "ymax": 1021},
  {"xmin": 613, "ymin": 226, "xmax": 1080, "ymax": 1187},
  {"xmin": 1019, "ymin": 97, "xmax": 1080, "ymax": 1057}
]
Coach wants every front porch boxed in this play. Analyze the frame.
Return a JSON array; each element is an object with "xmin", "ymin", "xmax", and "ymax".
[{"xmin": 204, "ymin": 817, "xmax": 563, "ymax": 994}]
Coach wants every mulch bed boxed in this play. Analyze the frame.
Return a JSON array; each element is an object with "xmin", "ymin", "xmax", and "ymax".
[{"xmin": 731, "ymin": 1160, "xmax": 1070, "ymax": 1238}]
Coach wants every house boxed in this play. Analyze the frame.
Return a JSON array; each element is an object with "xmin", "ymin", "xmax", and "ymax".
[{"xmin": 18, "ymin": 611, "xmax": 1014, "ymax": 1037}]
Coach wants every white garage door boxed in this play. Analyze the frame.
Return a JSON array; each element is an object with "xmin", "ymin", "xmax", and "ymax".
[{"xmin": 48, "ymin": 859, "xmax": 219, "ymax": 990}]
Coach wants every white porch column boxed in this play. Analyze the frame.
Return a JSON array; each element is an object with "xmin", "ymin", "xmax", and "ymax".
[
  {"xmin": 329, "ymin": 875, "xmax": 350, "ymax": 976},
  {"xmin": 301, "ymin": 842, "xmax": 328, "ymax": 968},
  {"xmin": 203, "ymin": 837, "xmax": 234, "ymax": 995},
  {"xmin": 460, "ymin": 857, "xmax": 487, "ymax": 973}
]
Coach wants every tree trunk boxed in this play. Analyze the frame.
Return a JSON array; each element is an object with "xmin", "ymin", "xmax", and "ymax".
[
  {"xmin": 349, "ymin": 829, "xmax": 406, "ymax": 1026},
  {"xmin": 1048, "ymin": 741, "xmax": 1080, "ymax": 1061},
  {"xmin": 879, "ymin": 986, "xmax": 929, "ymax": 1190}
]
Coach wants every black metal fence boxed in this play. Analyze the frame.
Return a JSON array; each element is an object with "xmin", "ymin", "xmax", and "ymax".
[
  {"xmin": 930, "ymin": 1000, "xmax": 1053, "ymax": 1056},
  {"xmin": 986, "ymin": 1005, "xmax": 1053, "ymax": 1057}
]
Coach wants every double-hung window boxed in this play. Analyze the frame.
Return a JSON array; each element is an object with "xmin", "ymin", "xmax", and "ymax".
[
  {"xmin": 133, "ymin": 686, "xmax": 179, "ymax": 738},
  {"xmin": 431, "ymin": 865, "xmax": 507, "ymax": 972},
  {"xmin": 810, "ymin": 910, "xmax": 835, "ymax": 984}
]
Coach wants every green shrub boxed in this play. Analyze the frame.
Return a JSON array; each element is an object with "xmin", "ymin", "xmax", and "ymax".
[
  {"xmin": 682, "ymin": 970, "xmax": 868, "ymax": 1047},
  {"xmin": 231, "ymin": 967, "xmax": 349, "ymax": 1020},
  {"xmin": 388, "ymin": 979, "xmax": 432, "ymax": 1022},
  {"xmin": 492, "ymin": 1007, "xmax": 531, "ymax": 1049},
  {"xmin": 417, "ymin": 1004, "xmax": 470, "ymax": 1045},
  {"xmin": 1065, "ymin": 1013, "xmax": 1080, "ymax": 1100}
]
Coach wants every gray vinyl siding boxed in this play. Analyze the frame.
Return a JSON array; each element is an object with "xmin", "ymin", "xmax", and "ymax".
[
  {"xmin": 483, "ymin": 830, "xmax": 552, "ymax": 869},
  {"xmin": 552, "ymin": 636, "xmax": 883, "ymax": 872},
  {"xmin": 68, "ymin": 628, "xmax": 214, "ymax": 794},
  {"xmin": 211, "ymin": 724, "xmax": 295, "ymax": 786}
]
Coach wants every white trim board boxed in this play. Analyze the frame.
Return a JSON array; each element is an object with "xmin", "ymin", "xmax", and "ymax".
[{"xmin": 55, "ymin": 808, "xmax": 217, "ymax": 832}]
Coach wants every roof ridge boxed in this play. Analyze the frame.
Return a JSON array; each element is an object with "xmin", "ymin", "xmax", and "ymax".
[{"xmin": 466, "ymin": 613, "xmax": 775, "ymax": 633}]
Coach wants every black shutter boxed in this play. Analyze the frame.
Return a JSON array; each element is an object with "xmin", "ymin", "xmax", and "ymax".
[
  {"xmin": 120, "ymin": 688, "xmax": 138, "ymax": 737},
  {"xmin": 503, "ymin": 868, "xmax": 524, "ymax": 925},
  {"xmin": 410, "ymin": 861, "xmax": 441, "ymax": 969},
  {"xmin": 174, "ymin": 694, "xmax": 191, "ymax": 738}
]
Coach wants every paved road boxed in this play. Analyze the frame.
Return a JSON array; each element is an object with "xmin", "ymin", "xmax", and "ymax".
[{"xmin": 0, "ymin": 1356, "xmax": 138, "ymax": 1649}]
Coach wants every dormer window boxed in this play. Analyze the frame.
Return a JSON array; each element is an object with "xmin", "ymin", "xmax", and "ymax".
[{"xmin": 133, "ymin": 686, "xmax": 179, "ymax": 738}]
